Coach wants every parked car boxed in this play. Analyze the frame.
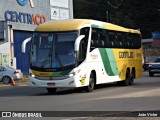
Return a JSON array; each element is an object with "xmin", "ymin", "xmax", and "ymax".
[
  {"xmin": 143, "ymin": 62, "xmax": 150, "ymax": 71},
  {"xmin": 143, "ymin": 57, "xmax": 157, "ymax": 71},
  {"xmin": 0, "ymin": 66, "xmax": 23, "ymax": 84},
  {"xmin": 148, "ymin": 57, "xmax": 160, "ymax": 77}
]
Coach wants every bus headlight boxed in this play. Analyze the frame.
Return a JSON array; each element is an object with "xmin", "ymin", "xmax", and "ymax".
[
  {"xmin": 29, "ymin": 72, "xmax": 35, "ymax": 78},
  {"xmin": 68, "ymin": 69, "xmax": 81, "ymax": 77},
  {"xmin": 32, "ymin": 74, "xmax": 35, "ymax": 78}
]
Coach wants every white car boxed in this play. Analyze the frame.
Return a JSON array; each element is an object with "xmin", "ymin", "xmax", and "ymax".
[{"xmin": 0, "ymin": 66, "xmax": 23, "ymax": 84}]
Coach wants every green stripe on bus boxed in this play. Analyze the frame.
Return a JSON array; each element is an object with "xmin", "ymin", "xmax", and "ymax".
[
  {"xmin": 52, "ymin": 69, "xmax": 72, "ymax": 76},
  {"xmin": 91, "ymin": 24, "xmax": 106, "ymax": 29},
  {"xmin": 99, "ymin": 48, "xmax": 120, "ymax": 76},
  {"xmin": 106, "ymin": 49, "xmax": 120, "ymax": 76}
]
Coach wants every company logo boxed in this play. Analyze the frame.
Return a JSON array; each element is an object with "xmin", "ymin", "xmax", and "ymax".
[
  {"xmin": 2, "ymin": 112, "xmax": 11, "ymax": 117},
  {"xmin": 119, "ymin": 52, "xmax": 134, "ymax": 58},
  {"xmin": 4, "ymin": 10, "xmax": 46, "ymax": 26},
  {"xmin": 17, "ymin": 0, "xmax": 34, "ymax": 8},
  {"xmin": 1, "ymin": 112, "xmax": 42, "ymax": 118}
]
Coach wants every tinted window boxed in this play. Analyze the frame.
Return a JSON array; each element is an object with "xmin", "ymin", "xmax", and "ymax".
[
  {"xmin": 107, "ymin": 31, "xmax": 141, "ymax": 49},
  {"xmin": 126, "ymin": 33, "xmax": 135, "ymax": 48},
  {"xmin": 108, "ymin": 31, "xmax": 115, "ymax": 48},
  {"xmin": 91, "ymin": 29, "xmax": 99, "ymax": 50},
  {"xmin": 0, "ymin": 67, "xmax": 5, "ymax": 72},
  {"xmin": 99, "ymin": 29, "xmax": 107, "ymax": 48},
  {"xmin": 79, "ymin": 27, "xmax": 90, "ymax": 64},
  {"xmin": 134, "ymin": 34, "xmax": 141, "ymax": 49},
  {"xmin": 90, "ymin": 29, "xmax": 141, "ymax": 49},
  {"xmin": 117, "ymin": 32, "xmax": 123, "ymax": 48},
  {"xmin": 153, "ymin": 58, "xmax": 160, "ymax": 63}
]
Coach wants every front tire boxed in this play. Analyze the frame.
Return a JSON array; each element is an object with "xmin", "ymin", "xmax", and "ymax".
[
  {"xmin": 47, "ymin": 88, "xmax": 57, "ymax": 94},
  {"xmin": 123, "ymin": 70, "xmax": 130, "ymax": 86},
  {"xmin": 2, "ymin": 76, "xmax": 11, "ymax": 84},
  {"xmin": 129, "ymin": 71, "xmax": 135, "ymax": 85},
  {"xmin": 85, "ymin": 73, "xmax": 95, "ymax": 92}
]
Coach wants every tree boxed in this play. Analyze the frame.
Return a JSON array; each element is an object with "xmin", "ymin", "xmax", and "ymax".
[{"xmin": 73, "ymin": 0, "xmax": 160, "ymax": 38}]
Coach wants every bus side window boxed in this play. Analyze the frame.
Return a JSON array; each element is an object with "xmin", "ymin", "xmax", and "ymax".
[
  {"xmin": 79, "ymin": 40, "xmax": 87, "ymax": 64},
  {"xmin": 114, "ymin": 33, "xmax": 119, "ymax": 48},
  {"xmin": 90, "ymin": 29, "xmax": 98, "ymax": 51},
  {"xmin": 78, "ymin": 27, "xmax": 89, "ymax": 65},
  {"xmin": 108, "ymin": 31, "xmax": 115, "ymax": 48},
  {"xmin": 134, "ymin": 34, "xmax": 141, "ymax": 49},
  {"xmin": 106, "ymin": 31, "xmax": 110, "ymax": 48},
  {"xmin": 99, "ymin": 29, "xmax": 107, "ymax": 48},
  {"xmin": 125, "ymin": 33, "xmax": 131, "ymax": 48},
  {"xmin": 117, "ymin": 32, "xmax": 123, "ymax": 48}
]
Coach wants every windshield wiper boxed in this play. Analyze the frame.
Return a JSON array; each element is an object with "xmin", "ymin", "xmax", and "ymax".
[{"xmin": 55, "ymin": 52, "xmax": 64, "ymax": 70}]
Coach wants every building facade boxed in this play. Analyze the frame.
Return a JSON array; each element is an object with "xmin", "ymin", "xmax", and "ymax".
[
  {"xmin": 0, "ymin": 0, "xmax": 73, "ymax": 74},
  {"xmin": 142, "ymin": 32, "xmax": 160, "ymax": 62}
]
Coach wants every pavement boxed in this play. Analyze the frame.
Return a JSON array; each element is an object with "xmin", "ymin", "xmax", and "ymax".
[
  {"xmin": 0, "ymin": 72, "xmax": 160, "ymax": 120},
  {"xmin": 0, "ymin": 75, "xmax": 29, "ymax": 87},
  {"xmin": 0, "ymin": 81, "xmax": 29, "ymax": 87}
]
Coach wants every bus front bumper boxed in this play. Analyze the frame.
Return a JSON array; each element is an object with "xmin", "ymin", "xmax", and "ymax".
[{"xmin": 29, "ymin": 76, "xmax": 83, "ymax": 88}]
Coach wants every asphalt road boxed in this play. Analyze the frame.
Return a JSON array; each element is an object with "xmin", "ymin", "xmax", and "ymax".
[{"xmin": 0, "ymin": 72, "xmax": 160, "ymax": 120}]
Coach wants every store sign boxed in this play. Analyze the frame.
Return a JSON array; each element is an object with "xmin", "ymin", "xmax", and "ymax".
[
  {"xmin": 50, "ymin": 0, "xmax": 69, "ymax": 8},
  {"xmin": 51, "ymin": 8, "xmax": 60, "ymax": 20},
  {"xmin": 60, "ymin": 9, "xmax": 69, "ymax": 20},
  {"xmin": 17, "ymin": 0, "xmax": 34, "ymax": 8},
  {"xmin": 51, "ymin": 8, "xmax": 69, "ymax": 20},
  {"xmin": 4, "ymin": 10, "xmax": 46, "ymax": 25}
]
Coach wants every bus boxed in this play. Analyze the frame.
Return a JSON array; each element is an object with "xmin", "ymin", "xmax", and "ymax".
[{"xmin": 22, "ymin": 19, "xmax": 142, "ymax": 94}]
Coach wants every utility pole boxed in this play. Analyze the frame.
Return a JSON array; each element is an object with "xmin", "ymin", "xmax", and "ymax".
[
  {"xmin": 106, "ymin": 11, "xmax": 110, "ymax": 22},
  {"xmin": 106, "ymin": 0, "xmax": 123, "ymax": 23}
]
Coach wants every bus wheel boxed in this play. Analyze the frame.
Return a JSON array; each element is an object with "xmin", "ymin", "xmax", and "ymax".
[
  {"xmin": 129, "ymin": 71, "xmax": 135, "ymax": 85},
  {"xmin": 47, "ymin": 88, "xmax": 57, "ymax": 94},
  {"xmin": 123, "ymin": 70, "xmax": 130, "ymax": 86},
  {"xmin": 85, "ymin": 73, "xmax": 95, "ymax": 92}
]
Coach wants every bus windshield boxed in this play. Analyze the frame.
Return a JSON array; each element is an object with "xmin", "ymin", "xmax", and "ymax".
[{"xmin": 30, "ymin": 31, "xmax": 78, "ymax": 70}]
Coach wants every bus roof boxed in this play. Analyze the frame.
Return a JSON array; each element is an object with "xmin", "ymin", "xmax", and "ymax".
[{"xmin": 35, "ymin": 19, "xmax": 141, "ymax": 34}]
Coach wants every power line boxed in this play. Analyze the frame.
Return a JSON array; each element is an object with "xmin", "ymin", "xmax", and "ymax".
[
  {"xmin": 73, "ymin": 0, "xmax": 160, "ymax": 31},
  {"xmin": 74, "ymin": 0, "xmax": 160, "ymax": 15},
  {"xmin": 106, "ymin": 0, "xmax": 124, "ymax": 9}
]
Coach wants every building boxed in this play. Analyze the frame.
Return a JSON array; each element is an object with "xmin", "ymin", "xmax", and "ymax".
[
  {"xmin": 0, "ymin": 0, "xmax": 73, "ymax": 74},
  {"xmin": 152, "ymin": 32, "xmax": 160, "ymax": 48},
  {"xmin": 142, "ymin": 32, "xmax": 160, "ymax": 62}
]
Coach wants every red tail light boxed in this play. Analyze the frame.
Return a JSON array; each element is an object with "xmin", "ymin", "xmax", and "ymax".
[{"xmin": 14, "ymin": 71, "xmax": 19, "ymax": 74}]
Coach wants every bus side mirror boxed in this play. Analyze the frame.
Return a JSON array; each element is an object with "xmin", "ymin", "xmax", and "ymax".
[
  {"xmin": 74, "ymin": 35, "xmax": 85, "ymax": 52},
  {"xmin": 22, "ymin": 37, "xmax": 32, "ymax": 53}
]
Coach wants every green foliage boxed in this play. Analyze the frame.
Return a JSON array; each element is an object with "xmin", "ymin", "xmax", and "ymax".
[{"xmin": 73, "ymin": 0, "xmax": 160, "ymax": 38}]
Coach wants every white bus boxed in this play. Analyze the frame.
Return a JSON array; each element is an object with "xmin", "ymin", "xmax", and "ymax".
[{"xmin": 22, "ymin": 19, "xmax": 142, "ymax": 94}]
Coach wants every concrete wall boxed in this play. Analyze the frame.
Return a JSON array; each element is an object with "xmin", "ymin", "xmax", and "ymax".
[{"xmin": 0, "ymin": 42, "xmax": 10, "ymax": 54}]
